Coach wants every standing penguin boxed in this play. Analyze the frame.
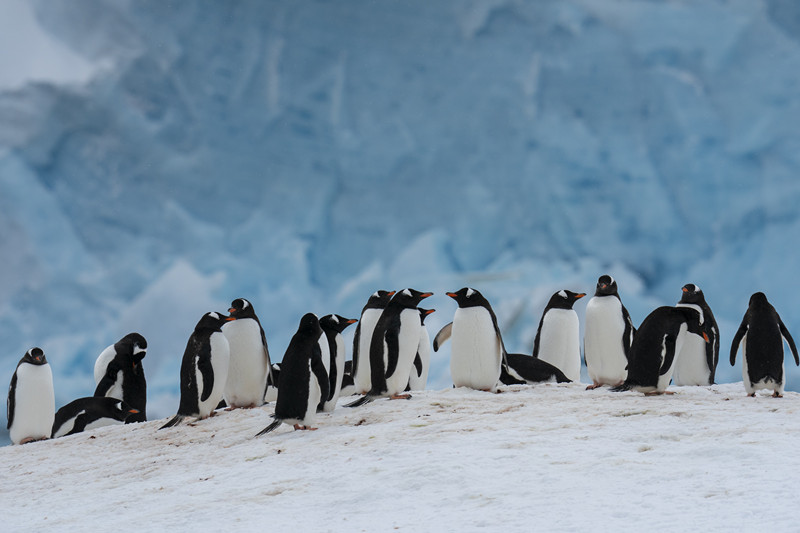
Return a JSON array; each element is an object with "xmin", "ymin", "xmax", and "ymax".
[
  {"xmin": 318, "ymin": 314, "xmax": 358, "ymax": 412},
  {"xmin": 730, "ymin": 292, "xmax": 799, "ymax": 397},
  {"xmin": 52, "ymin": 397, "xmax": 139, "ymax": 438},
  {"xmin": 348, "ymin": 289, "xmax": 433, "ymax": 406},
  {"xmin": 93, "ymin": 333, "xmax": 148, "ymax": 422},
  {"xmin": 584, "ymin": 276, "xmax": 635, "ymax": 389},
  {"xmin": 435, "ymin": 288, "xmax": 505, "ymax": 392},
  {"xmin": 533, "ymin": 290, "xmax": 586, "ymax": 383},
  {"xmin": 612, "ymin": 306, "xmax": 707, "ymax": 395},
  {"xmin": 352, "ymin": 290, "xmax": 395, "ymax": 395},
  {"xmin": 160, "ymin": 312, "xmax": 233, "ymax": 429},
  {"xmin": 672, "ymin": 284, "xmax": 720, "ymax": 386},
  {"xmin": 407, "ymin": 308, "xmax": 435, "ymax": 391},
  {"xmin": 256, "ymin": 313, "xmax": 330, "ymax": 435},
  {"xmin": 7, "ymin": 348, "xmax": 55, "ymax": 445},
  {"xmin": 222, "ymin": 298, "xmax": 273, "ymax": 409}
]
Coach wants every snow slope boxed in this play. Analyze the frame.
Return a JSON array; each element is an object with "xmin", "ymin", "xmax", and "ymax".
[{"xmin": 2, "ymin": 383, "xmax": 799, "ymax": 531}]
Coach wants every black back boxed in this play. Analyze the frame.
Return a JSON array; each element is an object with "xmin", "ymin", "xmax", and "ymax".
[
  {"xmin": 352, "ymin": 290, "xmax": 394, "ymax": 380},
  {"xmin": 678, "ymin": 284, "xmax": 720, "ymax": 382},
  {"xmin": 93, "ymin": 333, "xmax": 148, "ymax": 422},
  {"xmin": 228, "ymin": 298, "xmax": 273, "ymax": 391},
  {"xmin": 7, "ymin": 348, "xmax": 48, "ymax": 430},
  {"xmin": 501, "ymin": 353, "xmax": 571, "ymax": 384},
  {"xmin": 533, "ymin": 290, "xmax": 586, "ymax": 358},
  {"xmin": 275, "ymin": 313, "xmax": 329, "ymax": 420},
  {"xmin": 319, "ymin": 314, "xmax": 357, "ymax": 404},
  {"xmin": 177, "ymin": 312, "xmax": 229, "ymax": 416},
  {"xmin": 730, "ymin": 292, "xmax": 799, "ymax": 383},
  {"xmin": 52, "ymin": 397, "xmax": 138, "ymax": 437}
]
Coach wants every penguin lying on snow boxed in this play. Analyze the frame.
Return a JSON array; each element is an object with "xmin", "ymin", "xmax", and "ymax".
[
  {"xmin": 730, "ymin": 292, "xmax": 799, "ymax": 397},
  {"xmin": 673, "ymin": 284, "xmax": 720, "ymax": 386},
  {"xmin": 584, "ymin": 276, "xmax": 634, "ymax": 389},
  {"xmin": 500, "ymin": 354, "xmax": 571, "ymax": 385},
  {"xmin": 52, "ymin": 397, "xmax": 139, "ymax": 438},
  {"xmin": 93, "ymin": 333, "xmax": 148, "ymax": 422},
  {"xmin": 7, "ymin": 348, "xmax": 55, "ymax": 445}
]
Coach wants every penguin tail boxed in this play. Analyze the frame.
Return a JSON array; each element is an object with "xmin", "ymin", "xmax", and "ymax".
[
  {"xmin": 345, "ymin": 395, "xmax": 374, "ymax": 408},
  {"xmin": 159, "ymin": 415, "xmax": 185, "ymax": 430},
  {"xmin": 255, "ymin": 419, "xmax": 282, "ymax": 437},
  {"xmin": 610, "ymin": 382, "xmax": 632, "ymax": 393}
]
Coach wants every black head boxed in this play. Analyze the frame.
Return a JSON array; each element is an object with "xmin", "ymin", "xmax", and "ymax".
[
  {"xmin": 446, "ymin": 287, "xmax": 492, "ymax": 310},
  {"xmin": 749, "ymin": 292, "xmax": 770, "ymax": 308},
  {"xmin": 418, "ymin": 308, "xmax": 435, "ymax": 324},
  {"xmin": 297, "ymin": 312, "xmax": 322, "ymax": 336},
  {"xmin": 118, "ymin": 333, "xmax": 147, "ymax": 362},
  {"xmin": 390, "ymin": 288, "xmax": 433, "ymax": 308},
  {"xmin": 364, "ymin": 290, "xmax": 396, "ymax": 310},
  {"xmin": 545, "ymin": 290, "xmax": 586, "ymax": 310},
  {"xmin": 319, "ymin": 314, "xmax": 358, "ymax": 334},
  {"xmin": 594, "ymin": 275, "xmax": 619, "ymax": 297},
  {"xmin": 21, "ymin": 347, "xmax": 47, "ymax": 366},
  {"xmin": 228, "ymin": 298, "xmax": 258, "ymax": 319},
  {"xmin": 111, "ymin": 399, "xmax": 140, "ymax": 422},
  {"xmin": 679, "ymin": 284, "xmax": 705, "ymax": 305},
  {"xmin": 194, "ymin": 312, "xmax": 231, "ymax": 333}
]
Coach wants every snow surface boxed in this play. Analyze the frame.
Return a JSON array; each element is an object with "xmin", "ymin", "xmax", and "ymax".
[{"xmin": 2, "ymin": 383, "xmax": 799, "ymax": 531}]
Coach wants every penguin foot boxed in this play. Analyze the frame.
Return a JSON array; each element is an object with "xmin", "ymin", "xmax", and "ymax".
[
  {"xmin": 644, "ymin": 390, "xmax": 674, "ymax": 396},
  {"xmin": 586, "ymin": 383, "xmax": 603, "ymax": 390},
  {"xmin": 19, "ymin": 437, "xmax": 46, "ymax": 445},
  {"xmin": 773, "ymin": 392, "xmax": 783, "ymax": 398},
  {"xmin": 748, "ymin": 393, "xmax": 756, "ymax": 397},
  {"xmin": 390, "ymin": 393, "xmax": 412, "ymax": 400},
  {"xmin": 293, "ymin": 425, "xmax": 318, "ymax": 431}
]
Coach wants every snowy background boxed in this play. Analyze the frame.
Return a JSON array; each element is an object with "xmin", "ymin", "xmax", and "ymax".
[{"xmin": 3, "ymin": 0, "xmax": 800, "ymax": 444}]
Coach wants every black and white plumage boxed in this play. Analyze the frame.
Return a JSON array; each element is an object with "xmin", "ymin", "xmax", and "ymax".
[
  {"xmin": 584, "ymin": 276, "xmax": 635, "ymax": 389},
  {"xmin": 407, "ymin": 308, "xmax": 435, "ymax": 391},
  {"xmin": 730, "ymin": 292, "xmax": 799, "ymax": 397},
  {"xmin": 533, "ymin": 290, "xmax": 586, "ymax": 383},
  {"xmin": 318, "ymin": 314, "xmax": 358, "ymax": 412},
  {"xmin": 673, "ymin": 284, "xmax": 720, "ymax": 386},
  {"xmin": 500, "ymin": 354, "xmax": 571, "ymax": 385},
  {"xmin": 52, "ymin": 397, "xmax": 139, "ymax": 438},
  {"xmin": 93, "ymin": 333, "xmax": 148, "ymax": 423},
  {"xmin": 339, "ymin": 360, "xmax": 355, "ymax": 398},
  {"xmin": 7, "ymin": 348, "xmax": 55, "ymax": 445},
  {"xmin": 160, "ymin": 312, "xmax": 232, "ymax": 429},
  {"xmin": 222, "ymin": 298, "xmax": 273, "ymax": 408},
  {"xmin": 256, "ymin": 313, "xmax": 330, "ymax": 435},
  {"xmin": 613, "ymin": 306, "xmax": 707, "ymax": 395},
  {"xmin": 352, "ymin": 290, "xmax": 395, "ymax": 395}
]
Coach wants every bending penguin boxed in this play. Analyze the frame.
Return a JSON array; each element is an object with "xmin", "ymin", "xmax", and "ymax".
[
  {"xmin": 222, "ymin": 298, "xmax": 273, "ymax": 409},
  {"xmin": 52, "ymin": 397, "xmax": 139, "ymax": 438},
  {"xmin": 318, "ymin": 314, "xmax": 358, "ymax": 412},
  {"xmin": 7, "ymin": 347, "xmax": 55, "ymax": 445},
  {"xmin": 352, "ymin": 290, "xmax": 395, "ymax": 395},
  {"xmin": 93, "ymin": 333, "xmax": 148, "ymax": 422},
  {"xmin": 256, "ymin": 313, "xmax": 329, "ymax": 435},
  {"xmin": 347, "ymin": 289, "xmax": 433, "ymax": 406},
  {"xmin": 612, "ymin": 306, "xmax": 707, "ymax": 395},
  {"xmin": 584, "ymin": 275, "xmax": 635, "ymax": 389},
  {"xmin": 500, "ymin": 354, "xmax": 571, "ymax": 385},
  {"xmin": 672, "ymin": 284, "xmax": 720, "ymax": 386},
  {"xmin": 160, "ymin": 312, "xmax": 233, "ymax": 429},
  {"xmin": 533, "ymin": 290, "xmax": 586, "ymax": 383},
  {"xmin": 407, "ymin": 308, "xmax": 435, "ymax": 391},
  {"xmin": 730, "ymin": 292, "xmax": 799, "ymax": 397}
]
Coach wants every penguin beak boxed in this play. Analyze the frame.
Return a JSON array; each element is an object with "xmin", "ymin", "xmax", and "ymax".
[
  {"xmin": 225, "ymin": 316, "xmax": 237, "ymax": 322},
  {"xmin": 703, "ymin": 332, "xmax": 710, "ymax": 343},
  {"xmin": 387, "ymin": 291, "xmax": 396, "ymax": 297},
  {"xmin": 446, "ymin": 292, "xmax": 458, "ymax": 299},
  {"xmin": 347, "ymin": 319, "xmax": 358, "ymax": 325},
  {"xmin": 424, "ymin": 309, "xmax": 436, "ymax": 315},
  {"xmin": 599, "ymin": 284, "xmax": 607, "ymax": 289},
  {"xmin": 420, "ymin": 292, "xmax": 433, "ymax": 299},
  {"xmin": 128, "ymin": 408, "xmax": 140, "ymax": 414},
  {"xmin": 228, "ymin": 307, "xmax": 236, "ymax": 313},
  {"xmin": 576, "ymin": 293, "xmax": 586, "ymax": 299},
  {"xmin": 682, "ymin": 287, "xmax": 689, "ymax": 293}
]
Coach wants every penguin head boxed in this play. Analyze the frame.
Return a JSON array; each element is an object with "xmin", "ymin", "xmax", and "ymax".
[
  {"xmin": 391, "ymin": 288, "xmax": 434, "ymax": 307},
  {"xmin": 679, "ymin": 284, "xmax": 705, "ymax": 305},
  {"xmin": 111, "ymin": 400, "xmax": 140, "ymax": 422},
  {"xmin": 119, "ymin": 333, "xmax": 147, "ymax": 361},
  {"xmin": 297, "ymin": 313, "xmax": 322, "ymax": 336},
  {"xmin": 320, "ymin": 314, "xmax": 358, "ymax": 334},
  {"xmin": 418, "ymin": 308, "xmax": 435, "ymax": 324},
  {"xmin": 195, "ymin": 312, "xmax": 231, "ymax": 333},
  {"xmin": 228, "ymin": 298, "xmax": 257, "ymax": 319},
  {"xmin": 22, "ymin": 347, "xmax": 47, "ymax": 366},
  {"xmin": 446, "ymin": 287, "xmax": 491, "ymax": 309},
  {"xmin": 365, "ymin": 290, "xmax": 396, "ymax": 310},
  {"xmin": 749, "ymin": 292, "xmax": 769, "ymax": 308},
  {"xmin": 546, "ymin": 290, "xmax": 586, "ymax": 310},
  {"xmin": 594, "ymin": 275, "xmax": 619, "ymax": 297}
]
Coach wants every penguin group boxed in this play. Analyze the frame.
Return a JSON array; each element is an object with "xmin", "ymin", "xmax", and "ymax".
[{"xmin": 6, "ymin": 277, "xmax": 799, "ymax": 445}]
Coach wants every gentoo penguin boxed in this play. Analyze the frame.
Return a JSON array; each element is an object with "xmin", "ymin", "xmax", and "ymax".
[
  {"xmin": 672, "ymin": 284, "xmax": 720, "ymax": 386},
  {"xmin": 7, "ymin": 348, "xmax": 55, "ymax": 445},
  {"xmin": 256, "ymin": 313, "xmax": 329, "ymax": 435},
  {"xmin": 584, "ymin": 276, "xmax": 635, "ymax": 389},
  {"xmin": 160, "ymin": 312, "xmax": 233, "ymax": 429},
  {"xmin": 93, "ymin": 333, "xmax": 148, "ymax": 422},
  {"xmin": 730, "ymin": 292, "xmax": 799, "ymax": 397},
  {"xmin": 612, "ymin": 306, "xmax": 707, "ymax": 395},
  {"xmin": 352, "ymin": 290, "xmax": 395, "ymax": 395},
  {"xmin": 500, "ymin": 354, "xmax": 571, "ymax": 385},
  {"xmin": 339, "ymin": 360, "xmax": 355, "ymax": 397},
  {"xmin": 318, "ymin": 314, "xmax": 358, "ymax": 412},
  {"xmin": 533, "ymin": 290, "xmax": 586, "ymax": 383},
  {"xmin": 347, "ymin": 288, "xmax": 433, "ymax": 406},
  {"xmin": 222, "ymin": 298, "xmax": 272, "ymax": 408},
  {"xmin": 52, "ymin": 397, "xmax": 139, "ymax": 438},
  {"xmin": 434, "ymin": 288, "xmax": 504, "ymax": 392},
  {"xmin": 407, "ymin": 308, "xmax": 435, "ymax": 391}
]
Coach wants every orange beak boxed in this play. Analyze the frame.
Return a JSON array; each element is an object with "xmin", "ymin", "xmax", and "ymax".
[
  {"xmin": 387, "ymin": 291, "xmax": 396, "ymax": 297},
  {"xmin": 225, "ymin": 316, "xmax": 236, "ymax": 322},
  {"xmin": 576, "ymin": 293, "xmax": 586, "ymax": 299},
  {"xmin": 419, "ymin": 292, "xmax": 433, "ymax": 299},
  {"xmin": 347, "ymin": 319, "xmax": 358, "ymax": 325},
  {"xmin": 228, "ymin": 307, "xmax": 236, "ymax": 313},
  {"xmin": 446, "ymin": 292, "xmax": 458, "ymax": 299},
  {"xmin": 703, "ymin": 332, "xmax": 710, "ymax": 343},
  {"xmin": 682, "ymin": 287, "xmax": 689, "ymax": 293},
  {"xmin": 424, "ymin": 309, "xmax": 436, "ymax": 315},
  {"xmin": 129, "ymin": 409, "xmax": 140, "ymax": 414}
]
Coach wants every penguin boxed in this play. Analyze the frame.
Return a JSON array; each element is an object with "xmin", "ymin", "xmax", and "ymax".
[
  {"xmin": 160, "ymin": 312, "xmax": 233, "ymax": 429},
  {"xmin": 352, "ymin": 290, "xmax": 395, "ymax": 395},
  {"xmin": 318, "ymin": 314, "xmax": 358, "ymax": 412},
  {"xmin": 347, "ymin": 288, "xmax": 433, "ymax": 406},
  {"xmin": 339, "ymin": 360, "xmax": 355, "ymax": 398},
  {"xmin": 672, "ymin": 284, "xmax": 720, "ymax": 386},
  {"xmin": 500, "ymin": 354, "xmax": 571, "ymax": 385},
  {"xmin": 93, "ymin": 332, "xmax": 148, "ymax": 422},
  {"xmin": 532, "ymin": 290, "xmax": 586, "ymax": 383},
  {"xmin": 256, "ymin": 313, "xmax": 330, "ymax": 435},
  {"xmin": 222, "ymin": 298, "xmax": 273, "ymax": 408},
  {"xmin": 730, "ymin": 292, "xmax": 799, "ymax": 397},
  {"xmin": 407, "ymin": 308, "xmax": 435, "ymax": 391},
  {"xmin": 264, "ymin": 363, "xmax": 281, "ymax": 403},
  {"xmin": 434, "ymin": 288, "xmax": 504, "ymax": 392},
  {"xmin": 584, "ymin": 276, "xmax": 635, "ymax": 389},
  {"xmin": 7, "ymin": 347, "xmax": 55, "ymax": 445},
  {"xmin": 51, "ymin": 397, "xmax": 139, "ymax": 438},
  {"xmin": 612, "ymin": 306, "xmax": 707, "ymax": 395}
]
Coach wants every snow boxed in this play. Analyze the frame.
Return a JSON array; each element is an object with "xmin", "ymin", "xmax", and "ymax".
[{"xmin": 2, "ymin": 383, "xmax": 798, "ymax": 531}]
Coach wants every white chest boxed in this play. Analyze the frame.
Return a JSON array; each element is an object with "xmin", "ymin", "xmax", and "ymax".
[
  {"xmin": 537, "ymin": 309, "xmax": 581, "ymax": 382},
  {"xmin": 10, "ymin": 363, "xmax": 55, "ymax": 444},
  {"xmin": 450, "ymin": 307, "xmax": 502, "ymax": 390}
]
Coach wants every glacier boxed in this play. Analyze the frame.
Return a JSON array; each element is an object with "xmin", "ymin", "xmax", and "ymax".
[{"xmin": 2, "ymin": 0, "xmax": 800, "ymax": 443}]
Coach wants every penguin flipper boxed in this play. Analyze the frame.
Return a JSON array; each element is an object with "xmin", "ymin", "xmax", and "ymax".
[
  {"xmin": 345, "ymin": 395, "xmax": 374, "ymax": 408},
  {"xmin": 351, "ymin": 322, "xmax": 361, "ymax": 377},
  {"xmin": 311, "ymin": 343, "xmax": 330, "ymax": 406},
  {"xmin": 197, "ymin": 357, "xmax": 214, "ymax": 402},
  {"xmin": 730, "ymin": 319, "xmax": 748, "ymax": 366},
  {"xmin": 94, "ymin": 360, "xmax": 120, "ymax": 398},
  {"xmin": 7, "ymin": 371, "xmax": 17, "ymax": 430},
  {"xmin": 255, "ymin": 419, "xmax": 282, "ymax": 437},
  {"xmin": 778, "ymin": 318, "xmax": 800, "ymax": 366},
  {"xmin": 433, "ymin": 323, "xmax": 453, "ymax": 352},
  {"xmin": 159, "ymin": 415, "xmax": 185, "ymax": 430}
]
